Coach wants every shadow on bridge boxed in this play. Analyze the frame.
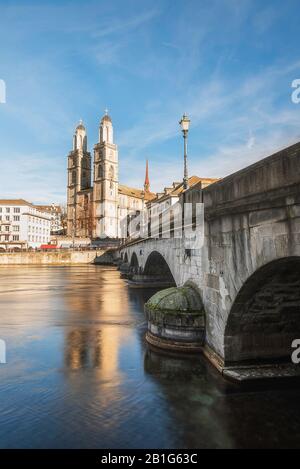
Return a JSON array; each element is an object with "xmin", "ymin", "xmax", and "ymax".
[
  {"xmin": 144, "ymin": 251, "xmax": 176, "ymax": 285},
  {"xmin": 224, "ymin": 256, "xmax": 300, "ymax": 366},
  {"xmin": 126, "ymin": 250, "xmax": 176, "ymax": 289}
]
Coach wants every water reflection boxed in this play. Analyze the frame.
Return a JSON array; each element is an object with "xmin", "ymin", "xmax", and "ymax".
[
  {"xmin": 65, "ymin": 330, "xmax": 102, "ymax": 370},
  {"xmin": 144, "ymin": 346, "xmax": 300, "ymax": 448},
  {"xmin": 144, "ymin": 346, "xmax": 234, "ymax": 449},
  {"xmin": 0, "ymin": 266, "xmax": 300, "ymax": 448}
]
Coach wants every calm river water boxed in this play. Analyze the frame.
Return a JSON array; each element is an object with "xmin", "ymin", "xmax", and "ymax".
[{"xmin": 0, "ymin": 265, "xmax": 300, "ymax": 448}]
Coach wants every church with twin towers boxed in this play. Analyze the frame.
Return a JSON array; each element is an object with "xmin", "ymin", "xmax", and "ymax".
[{"xmin": 67, "ymin": 112, "xmax": 155, "ymax": 239}]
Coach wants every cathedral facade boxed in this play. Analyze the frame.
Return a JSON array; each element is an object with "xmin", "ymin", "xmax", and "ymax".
[{"xmin": 67, "ymin": 112, "xmax": 155, "ymax": 239}]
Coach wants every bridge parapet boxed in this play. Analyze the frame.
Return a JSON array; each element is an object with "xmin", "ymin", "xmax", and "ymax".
[
  {"xmin": 203, "ymin": 142, "xmax": 300, "ymax": 215},
  {"xmin": 118, "ymin": 142, "xmax": 300, "ymax": 381}
]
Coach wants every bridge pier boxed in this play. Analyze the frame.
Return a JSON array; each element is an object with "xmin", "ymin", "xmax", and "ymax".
[
  {"xmin": 127, "ymin": 273, "xmax": 175, "ymax": 289},
  {"xmin": 145, "ymin": 282, "xmax": 205, "ymax": 352}
]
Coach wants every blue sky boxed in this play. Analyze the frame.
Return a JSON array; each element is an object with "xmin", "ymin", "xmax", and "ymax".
[{"xmin": 0, "ymin": 0, "xmax": 300, "ymax": 203}]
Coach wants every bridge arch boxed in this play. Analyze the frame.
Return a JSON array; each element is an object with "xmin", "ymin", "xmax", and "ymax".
[
  {"xmin": 144, "ymin": 251, "xmax": 176, "ymax": 285},
  {"xmin": 224, "ymin": 256, "xmax": 300, "ymax": 365},
  {"xmin": 130, "ymin": 251, "xmax": 139, "ymax": 274}
]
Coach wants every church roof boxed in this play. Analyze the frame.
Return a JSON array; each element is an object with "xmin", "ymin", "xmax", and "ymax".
[
  {"xmin": 171, "ymin": 176, "xmax": 219, "ymax": 195},
  {"xmin": 118, "ymin": 184, "xmax": 156, "ymax": 201},
  {"xmin": 148, "ymin": 176, "xmax": 220, "ymax": 204}
]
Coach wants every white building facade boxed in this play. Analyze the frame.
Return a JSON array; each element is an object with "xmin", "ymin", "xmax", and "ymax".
[
  {"xmin": 36, "ymin": 204, "xmax": 63, "ymax": 234},
  {"xmin": 0, "ymin": 200, "xmax": 52, "ymax": 250}
]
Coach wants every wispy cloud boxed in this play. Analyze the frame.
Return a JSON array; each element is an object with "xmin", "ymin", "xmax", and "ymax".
[
  {"xmin": 0, "ymin": 149, "xmax": 66, "ymax": 203},
  {"xmin": 1, "ymin": 0, "xmax": 300, "ymax": 202},
  {"xmin": 91, "ymin": 9, "xmax": 159, "ymax": 38},
  {"xmin": 118, "ymin": 56, "xmax": 300, "ymax": 192},
  {"xmin": 93, "ymin": 41, "xmax": 124, "ymax": 66}
]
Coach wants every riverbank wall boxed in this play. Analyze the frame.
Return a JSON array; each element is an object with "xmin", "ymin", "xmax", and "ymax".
[{"xmin": 0, "ymin": 250, "xmax": 108, "ymax": 265}]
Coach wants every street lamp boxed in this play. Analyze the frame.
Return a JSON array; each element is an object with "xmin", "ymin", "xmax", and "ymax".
[{"xmin": 179, "ymin": 113, "xmax": 190, "ymax": 190}]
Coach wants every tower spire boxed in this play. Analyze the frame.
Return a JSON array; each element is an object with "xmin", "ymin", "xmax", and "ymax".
[{"xmin": 144, "ymin": 160, "xmax": 150, "ymax": 192}]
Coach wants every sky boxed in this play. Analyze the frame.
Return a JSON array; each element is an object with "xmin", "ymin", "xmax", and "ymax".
[{"xmin": 0, "ymin": 0, "xmax": 300, "ymax": 204}]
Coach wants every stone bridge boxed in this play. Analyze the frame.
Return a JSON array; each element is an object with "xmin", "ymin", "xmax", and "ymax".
[{"xmin": 119, "ymin": 142, "xmax": 300, "ymax": 376}]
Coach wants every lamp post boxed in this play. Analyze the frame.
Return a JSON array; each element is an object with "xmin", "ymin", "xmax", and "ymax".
[{"xmin": 179, "ymin": 113, "xmax": 191, "ymax": 190}]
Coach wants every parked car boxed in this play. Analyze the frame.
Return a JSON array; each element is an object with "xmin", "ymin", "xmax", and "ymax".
[{"xmin": 40, "ymin": 244, "xmax": 58, "ymax": 250}]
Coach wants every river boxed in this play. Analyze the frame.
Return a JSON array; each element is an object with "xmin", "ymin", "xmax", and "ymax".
[{"xmin": 0, "ymin": 265, "xmax": 300, "ymax": 448}]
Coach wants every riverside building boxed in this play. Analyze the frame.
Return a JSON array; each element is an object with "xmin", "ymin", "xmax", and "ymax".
[{"xmin": 0, "ymin": 199, "xmax": 52, "ymax": 250}]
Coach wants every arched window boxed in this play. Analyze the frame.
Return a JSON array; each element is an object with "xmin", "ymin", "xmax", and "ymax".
[
  {"xmin": 83, "ymin": 136, "xmax": 87, "ymax": 152},
  {"xmin": 72, "ymin": 171, "xmax": 76, "ymax": 184},
  {"xmin": 109, "ymin": 165, "xmax": 114, "ymax": 190},
  {"xmin": 98, "ymin": 165, "xmax": 103, "ymax": 179}
]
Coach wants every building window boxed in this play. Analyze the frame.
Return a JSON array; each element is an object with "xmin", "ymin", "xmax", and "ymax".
[
  {"xmin": 13, "ymin": 226, "xmax": 20, "ymax": 232},
  {"xmin": 72, "ymin": 171, "xmax": 76, "ymax": 184},
  {"xmin": 13, "ymin": 216, "xmax": 20, "ymax": 221},
  {"xmin": 13, "ymin": 235, "xmax": 19, "ymax": 241},
  {"xmin": 6, "ymin": 208, "xmax": 10, "ymax": 213},
  {"xmin": 98, "ymin": 165, "xmax": 103, "ymax": 179},
  {"xmin": 5, "ymin": 235, "xmax": 9, "ymax": 241},
  {"xmin": 14, "ymin": 208, "xmax": 20, "ymax": 213}
]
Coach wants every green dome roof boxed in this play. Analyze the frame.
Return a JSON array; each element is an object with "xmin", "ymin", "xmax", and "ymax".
[{"xmin": 146, "ymin": 284, "xmax": 203, "ymax": 313}]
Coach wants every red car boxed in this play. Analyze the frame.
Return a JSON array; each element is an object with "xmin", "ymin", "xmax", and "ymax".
[{"xmin": 40, "ymin": 244, "xmax": 58, "ymax": 249}]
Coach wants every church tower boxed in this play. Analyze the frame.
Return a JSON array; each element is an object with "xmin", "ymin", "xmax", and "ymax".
[
  {"xmin": 93, "ymin": 112, "xmax": 119, "ymax": 238},
  {"xmin": 144, "ymin": 160, "xmax": 150, "ymax": 192},
  {"xmin": 67, "ymin": 120, "xmax": 92, "ymax": 237}
]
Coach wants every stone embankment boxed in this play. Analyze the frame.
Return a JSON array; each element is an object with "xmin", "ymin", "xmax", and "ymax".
[{"xmin": 0, "ymin": 250, "xmax": 108, "ymax": 265}]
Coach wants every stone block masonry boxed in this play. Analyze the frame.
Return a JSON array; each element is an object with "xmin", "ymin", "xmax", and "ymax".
[
  {"xmin": 0, "ymin": 250, "xmax": 106, "ymax": 265},
  {"xmin": 120, "ymin": 141, "xmax": 300, "ymax": 381}
]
